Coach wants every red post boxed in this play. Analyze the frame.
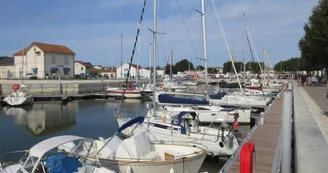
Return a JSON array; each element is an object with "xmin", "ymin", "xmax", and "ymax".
[
  {"xmin": 285, "ymin": 83, "xmax": 288, "ymax": 89},
  {"xmin": 240, "ymin": 142, "xmax": 255, "ymax": 173}
]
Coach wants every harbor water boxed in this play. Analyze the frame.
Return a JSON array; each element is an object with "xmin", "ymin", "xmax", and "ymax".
[{"xmin": 0, "ymin": 85, "xmax": 251, "ymax": 172}]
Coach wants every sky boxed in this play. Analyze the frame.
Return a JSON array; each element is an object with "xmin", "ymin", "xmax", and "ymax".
[{"xmin": 0, "ymin": 0, "xmax": 319, "ymax": 68}]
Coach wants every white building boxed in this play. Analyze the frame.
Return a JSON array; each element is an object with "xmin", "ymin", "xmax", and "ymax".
[
  {"xmin": 13, "ymin": 42, "xmax": 75, "ymax": 79},
  {"xmin": 74, "ymin": 61, "xmax": 94, "ymax": 78},
  {"xmin": 0, "ymin": 57, "xmax": 15, "ymax": 79},
  {"xmin": 116, "ymin": 63, "xmax": 141, "ymax": 79},
  {"xmin": 100, "ymin": 67, "xmax": 117, "ymax": 78},
  {"xmin": 156, "ymin": 69, "xmax": 164, "ymax": 78},
  {"xmin": 139, "ymin": 68, "xmax": 150, "ymax": 78},
  {"xmin": 93, "ymin": 65, "xmax": 103, "ymax": 70}
]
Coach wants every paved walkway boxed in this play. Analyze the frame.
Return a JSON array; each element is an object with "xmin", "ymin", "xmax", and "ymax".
[{"xmin": 295, "ymin": 86, "xmax": 328, "ymax": 173}]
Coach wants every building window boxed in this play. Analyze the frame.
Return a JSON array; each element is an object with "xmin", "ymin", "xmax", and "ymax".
[
  {"xmin": 81, "ymin": 67, "xmax": 84, "ymax": 71},
  {"xmin": 51, "ymin": 56, "xmax": 56, "ymax": 64},
  {"xmin": 64, "ymin": 57, "xmax": 68, "ymax": 65},
  {"xmin": 35, "ymin": 51, "xmax": 41, "ymax": 56},
  {"xmin": 64, "ymin": 70, "xmax": 69, "ymax": 76}
]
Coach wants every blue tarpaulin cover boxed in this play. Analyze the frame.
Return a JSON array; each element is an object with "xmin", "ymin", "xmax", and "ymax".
[
  {"xmin": 158, "ymin": 94, "xmax": 209, "ymax": 105},
  {"xmin": 45, "ymin": 153, "xmax": 82, "ymax": 173}
]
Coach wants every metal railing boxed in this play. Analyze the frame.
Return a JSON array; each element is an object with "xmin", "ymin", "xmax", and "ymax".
[{"xmin": 272, "ymin": 82, "xmax": 293, "ymax": 173}]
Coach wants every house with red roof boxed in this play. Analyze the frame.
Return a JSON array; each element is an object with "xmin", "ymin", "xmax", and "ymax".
[
  {"xmin": 74, "ymin": 60, "xmax": 94, "ymax": 79},
  {"xmin": 13, "ymin": 42, "xmax": 75, "ymax": 79}
]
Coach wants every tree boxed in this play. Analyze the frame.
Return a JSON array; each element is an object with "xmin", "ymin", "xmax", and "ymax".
[
  {"xmin": 175, "ymin": 59, "xmax": 194, "ymax": 72},
  {"xmin": 196, "ymin": 65, "xmax": 204, "ymax": 70},
  {"xmin": 164, "ymin": 64, "xmax": 177, "ymax": 74},
  {"xmin": 299, "ymin": 0, "xmax": 328, "ymax": 77},
  {"xmin": 223, "ymin": 61, "xmax": 264, "ymax": 74}
]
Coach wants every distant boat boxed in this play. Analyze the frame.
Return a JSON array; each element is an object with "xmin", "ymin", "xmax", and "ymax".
[
  {"xmin": 107, "ymin": 81, "xmax": 143, "ymax": 99},
  {"xmin": 4, "ymin": 84, "xmax": 34, "ymax": 106}
]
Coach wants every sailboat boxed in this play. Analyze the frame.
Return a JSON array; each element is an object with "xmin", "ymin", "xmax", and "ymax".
[
  {"xmin": 3, "ymin": 84, "xmax": 34, "ymax": 106},
  {"xmin": 4, "ymin": 15, "xmax": 34, "ymax": 107},
  {"xmin": 117, "ymin": 0, "xmax": 240, "ymax": 157}
]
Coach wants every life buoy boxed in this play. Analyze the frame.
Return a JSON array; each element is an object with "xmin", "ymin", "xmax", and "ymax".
[{"xmin": 12, "ymin": 84, "xmax": 20, "ymax": 91}]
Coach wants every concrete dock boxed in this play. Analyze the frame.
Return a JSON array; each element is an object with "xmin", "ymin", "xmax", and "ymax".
[{"xmin": 221, "ymin": 83, "xmax": 328, "ymax": 173}]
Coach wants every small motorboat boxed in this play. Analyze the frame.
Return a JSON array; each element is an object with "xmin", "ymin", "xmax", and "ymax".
[
  {"xmin": 0, "ymin": 135, "xmax": 116, "ymax": 173},
  {"xmin": 3, "ymin": 84, "xmax": 34, "ymax": 107},
  {"xmin": 107, "ymin": 81, "xmax": 143, "ymax": 99}
]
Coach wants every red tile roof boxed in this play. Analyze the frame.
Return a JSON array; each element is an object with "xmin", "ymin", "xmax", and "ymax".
[
  {"xmin": 75, "ymin": 60, "xmax": 93, "ymax": 68},
  {"xmin": 129, "ymin": 63, "xmax": 142, "ymax": 69},
  {"xmin": 14, "ymin": 42, "xmax": 75, "ymax": 56},
  {"xmin": 102, "ymin": 68, "xmax": 117, "ymax": 73}
]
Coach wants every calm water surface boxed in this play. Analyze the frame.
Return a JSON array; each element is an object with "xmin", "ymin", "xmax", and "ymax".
[
  {"xmin": 0, "ymin": 100, "xmax": 147, "ymax": 155},
  {"xmin": 0, "ymin": 86, "xmax": 248, "ymax": 172}
]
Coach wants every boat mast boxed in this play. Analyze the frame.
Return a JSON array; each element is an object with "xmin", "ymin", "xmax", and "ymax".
[
  {"xmin": 120, "ymin": 34, "xmax": 123, "ymax": 79},
  {"xmin": 21, "ymin": 14, "xmax": 26, "ymax": 83},
  {"xmin": 201, "ymin": 0, "xmax": 208, "ymax": 95},
  {"xmin": 152, "ymin": 0, "xmax": 157, "ymax": 118},
  {"xmin": 243, "ymin": 12, "xmax": 246, "ymax": 82},
  {"xmin": 136, "ymin": 34, "xmax": 141, "ymax": 84},
  {"xmin": 149, "ymin": 42, "xmax": 152, "ymax": 85},
  {"xmin": 169, "ymin": 46, "xmax": 173, "ymax": 80}
]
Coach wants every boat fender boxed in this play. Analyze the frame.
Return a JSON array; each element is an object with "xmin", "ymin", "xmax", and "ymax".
[
  {"xmin": 127, "ymin": 165, "xmax": 132, "ymax": 173},
  {"xmin": 169, "ymin": 167, "xmax": 175, "ymax": 173},
  {"xmin": 163, "ymin": 114, "xmax": 166, "ymax": 122}
]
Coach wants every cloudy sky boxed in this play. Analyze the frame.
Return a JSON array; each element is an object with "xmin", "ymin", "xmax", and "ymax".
[{"xmin": 0, "ymin": 0, "xmax": 318, "ymax": 67}]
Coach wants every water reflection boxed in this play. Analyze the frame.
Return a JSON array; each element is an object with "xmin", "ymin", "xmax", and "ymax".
[
  {"xmin": 0, "ymin": 100, "xmax": 141, "ymax": 153},
  {"xmin": 2, "ymin": 103, "xmax": 76, "ymax": 136}
]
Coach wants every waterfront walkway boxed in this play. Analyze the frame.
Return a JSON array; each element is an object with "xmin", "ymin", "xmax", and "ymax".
[
  {"xmin": 295, "ymin": 86, "xmax": 328, "ymax": 173},
  {"xmin": 222, "ymin": 84, "xmax": 328, "ymax": 173},
  {"xmin": 226, "ymin": 95, "xmax": 283, "ymax": 173}
]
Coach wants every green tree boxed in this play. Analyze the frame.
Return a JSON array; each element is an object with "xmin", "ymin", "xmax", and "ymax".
[
  {"xmin": 164, "ymin": 64, "xmax": 177, "ymax": 74},
  {"xmin": 299, "ymin": 0, "xmax": 328, "ymax": 76},
  {"xmin": 196, "ymin": 65, "xmax": 204, "ymax": 70},
  {"xmin": 175, "ymin": 59, "xmax": 194, "ymax": 72}
]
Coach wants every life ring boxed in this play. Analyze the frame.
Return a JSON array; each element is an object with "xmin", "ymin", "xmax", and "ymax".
[{"xmin": 12, "ymin": 84, "xmax": 20, "ymax": 91}]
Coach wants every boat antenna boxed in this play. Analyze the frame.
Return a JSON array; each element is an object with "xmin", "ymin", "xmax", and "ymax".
[{"xmin": 117, "ymin": 0, "xmax": 147, "ymax": 116}]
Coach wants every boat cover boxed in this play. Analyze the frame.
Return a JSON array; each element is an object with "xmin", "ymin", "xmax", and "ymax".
[
  {"xmin": 45, "ymin": 153, "xmax": 82, "ymax": 173},
  {"xmin": 158, "ymin": 94, "xmax": 209, "ymax": 105}
]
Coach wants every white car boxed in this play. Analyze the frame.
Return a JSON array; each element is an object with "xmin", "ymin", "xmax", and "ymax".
[{"xmin": 23, "ymin": 73, "xmax": 37, "ymax": 79}]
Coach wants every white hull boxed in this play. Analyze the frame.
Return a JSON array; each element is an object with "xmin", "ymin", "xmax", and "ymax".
[
  {"xmin": 97, "ymin": 144, "xmax": 206, "ymax": 173},
  {"xmin": 117, "ymin": 118, "xmax": 239, "ymax": 156},
  {"xmin": 107, "ymin": 88, "xmax": 143, "ymax": 98},
  {"xmin": 153, "ymin": 106, "xmax": 250, "ymax": 124},
  {"xmin": 210, "ymin": 95, "xmax": 270, "ymax": 108},
  {"xmin": 4, "ymin": 93, "xmax": 33, "ymax": 106}
]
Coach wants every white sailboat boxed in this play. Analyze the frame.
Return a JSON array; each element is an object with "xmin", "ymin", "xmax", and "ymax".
[
  {"xmin": 117, "ymin": 0, "xmax": 240, "ymax": 157},
  {"xmin": 4, "ymin": 15, "xmax": 34, "ymax": 107},
  {"xmin": 3, "ymin": 84, "xmax": 34, "ymax": 106}
]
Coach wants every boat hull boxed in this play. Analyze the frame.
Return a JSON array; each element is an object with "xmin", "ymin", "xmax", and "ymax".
[
  {"xmin": 97, "ymin": 144, "xmax": 206, "ymax": 173},
  {"xmin": 107, "ymin": 89, "xmax": 143, "ymax": 99},
  {"xmin": 3, "ymin": 95, "xmax": 34, "ymax": 107}
]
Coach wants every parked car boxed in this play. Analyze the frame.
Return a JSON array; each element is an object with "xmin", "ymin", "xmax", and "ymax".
[{"xmin": 23, "ymin": 73, "xmax": 37, "ymax": 79}]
